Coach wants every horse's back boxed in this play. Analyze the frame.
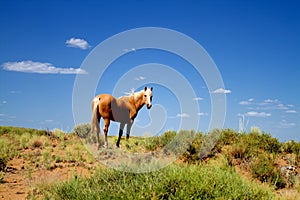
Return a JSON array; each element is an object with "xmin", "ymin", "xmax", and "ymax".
[{"xmin": 94, "ymin": 94, "xmax": 128, "ymax": 122}]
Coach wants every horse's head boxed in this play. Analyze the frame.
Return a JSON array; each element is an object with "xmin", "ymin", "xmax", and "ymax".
[{"xmin": 143, "ymin": 86, "xmax": 153, "ymax": 109}]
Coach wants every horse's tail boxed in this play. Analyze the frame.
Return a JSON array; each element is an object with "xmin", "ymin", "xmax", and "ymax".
[{"xmin": 91, "ymin": 97, "xmax": 100, "ymax": 134}]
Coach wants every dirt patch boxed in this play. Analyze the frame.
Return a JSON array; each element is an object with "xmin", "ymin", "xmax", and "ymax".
[
  {"xmin": 1, "ymin": 159, "xmax": 27, "ymax": 199},
  {"xmin": 0, "ymin": 132, "xmax": 98, "ymax": 200},
  {"xmin": 1, "ymin": 156, "xmax": 97, "ymax": 200}
]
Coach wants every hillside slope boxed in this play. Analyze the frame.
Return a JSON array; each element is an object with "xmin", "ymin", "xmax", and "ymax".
[{"xmin": 0, "ymin": 126, "xmax": 299, "ymax": 199}]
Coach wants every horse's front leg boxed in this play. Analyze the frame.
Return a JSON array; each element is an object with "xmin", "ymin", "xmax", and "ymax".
[
  {"xmin": 103, "ymin": 118, "xmax": 110, "ymax": 147},
  {"xmin": 126, "ymin": 121, "xmax": 133, "ymax": 140},
  {"xmin": 116, "ymin": 123, "xmax": 125, "ymax": 148}
]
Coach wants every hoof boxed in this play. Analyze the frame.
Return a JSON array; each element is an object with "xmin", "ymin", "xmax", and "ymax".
[{"xmin": 116, "ymin": 143, "xmax": 120, "ymax": 148}]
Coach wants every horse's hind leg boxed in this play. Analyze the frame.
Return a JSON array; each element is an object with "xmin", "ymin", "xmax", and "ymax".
[
  {"xmin": 94, "ymin": 116, "xmax": 101, "ymax": 149},
  {"xmin": 95, "ymin": 122, "xmax": 101, "ymax": 149},
  {"xmin": 103, "ymin": 118, "xmax": 110, "ymax": 147},
  {"xmin": 116, "ymin": 123, "xmax": 125, "ymax": 148}
]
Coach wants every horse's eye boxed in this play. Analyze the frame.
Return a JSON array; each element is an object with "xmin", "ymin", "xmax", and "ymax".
[{"xmin": 144, "ymin": 95, "xmax": 147, "ymax": 97}]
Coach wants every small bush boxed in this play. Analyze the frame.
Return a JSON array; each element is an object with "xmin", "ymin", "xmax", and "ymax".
[
  {"xmin": 199, "ymin": 129, "xmax": 221, "ymax": 160},
  {"xmin": 159, "ymin": 131, "xmax": 177, "ymax": 147},
  {"xmin": 73, "ymin": 124, "xmax": 91, "ymax": 139},
  {"xmin": 53, "ymin": 129, "xmax": 66, "ymax": 141},
  {"xmin": 180, "ymin": 133, "xmax": 203, "ymax": 163},
  {"xmin": 231, "ymin": 141, "xmax": 248, "ymax": 160},
  {"xmin": 218, "ymin": 128, "xmax": 238, "ymax": 146},
  {"xmin": 251, "ymin": 153, "xmax": 285, "ymax": 189},
  {"xmin": 257, "ymin": 133, "xmax": 281, "ymax": 154},
  {"xmin": 32, "ymin": 140, "xmax": 43, "ymax": 148},
  {"xmin": 144, "ymin": 137, "xmax": 160, "ymax": 151},
  {"xmin": 281, "ymin": 140, "xmax": 300, "ymax": 161},
  {"xmin": 0, "ymin": 138, "xmax": 15, "ymax": 163},
  {"xmin": 19, "ymin": 132, "xmax": 32, "ymax": 149}
]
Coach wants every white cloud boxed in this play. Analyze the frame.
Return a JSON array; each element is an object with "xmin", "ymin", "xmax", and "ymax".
[
  {"xmin": 277, "ymin": 103, "xmax": 288, "ymax": 110},
  {"xmin": 197, "ymin": 112, "xmax": 208, "ymax": 116},
  {"xmin": 45, "ymin": 119, "xmax": 54, "ymax": 123},
  {"xmin": 264, "ymin": 99, "xmax": 279, "ymax": 103},
  {"xmin": 286, "ymin": 110, "xmax": 297, "ymax": 114},
  {"xmin": 123, "ymin": 88, "xmax": 135, "ymax": 96},
  {"xmin": 245, "ymin": 111, "xmax": 271, "ymax": 117},
  {"xmin": 239, "ymin": 101, "xmax": 251, "ymax": 105},
  {"xmin": 241, "ymin": 98, "xmax": 294, "ymax": 112},
  {"xmin": 123, "ymin": 48, "xmax": 137, "ymax": 53},
  {"xmin": 10, "ymin": 91, "xmax": 21, "ymax": 94},
  {"xmin": 193, "ymin": 97, "xmax": 204, "ymax": 101},
  {"xmin": 0, "ymin": 114, "xmax": 5, "ymax": 116},
  {"xmin": 66, "ymin": 37, "xmax": 91, "ymax": 50},
  {"xmin": 2, "ymin": 101, "xmax": 7, "ymax": 104},
  {"xmin": 135, "ymin": 76, "xmax": 146, "ymax": 81},
  {"xmin": 211, "ymin": 88, "xmax": 232, "ymax": 94},
  {"xmin": 2, "ymin": 60, "xmax": 87, "ymax": 74},
  {"xmin": 279, "ymin": 120, "xmax": 296, "ymax": 128},
  {"xmin": 176, "ymin": 113, "xmax": 190, "ymax": 118}
]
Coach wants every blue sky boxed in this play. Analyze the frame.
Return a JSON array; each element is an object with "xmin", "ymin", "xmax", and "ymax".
[{"xmin": 0, "ymin": 0, "xmax": 299, "ymax": 141}]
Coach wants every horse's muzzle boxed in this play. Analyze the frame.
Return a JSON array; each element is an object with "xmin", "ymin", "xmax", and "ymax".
[{"xmin": 147, "ymin": 104, "xmax": 152, "ymax": 109}]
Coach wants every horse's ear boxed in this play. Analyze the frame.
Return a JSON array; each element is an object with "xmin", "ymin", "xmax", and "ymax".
[
  {"xmin": 144, "ymin": 86, "xmax": 147, "ymax": 91},
  {"xmin": 150, "ymin": 87, "xmax": 153, "ymax": 91}
]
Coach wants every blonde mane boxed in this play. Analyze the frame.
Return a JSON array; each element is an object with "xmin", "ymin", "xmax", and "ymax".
[{"xmin": 132, "ymin": 89, "xmax": 144, "ymax": 102}]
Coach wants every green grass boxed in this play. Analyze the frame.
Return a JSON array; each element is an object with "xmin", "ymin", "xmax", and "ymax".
[{"xmin": 42, "ymin": 161, "xmax": 276, "ymax": 200}]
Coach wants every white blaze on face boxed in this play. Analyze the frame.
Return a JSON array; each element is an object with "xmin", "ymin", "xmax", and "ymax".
[{"xmin": 144, "ymin": 87, "xmax": 153, "ymax": 109}]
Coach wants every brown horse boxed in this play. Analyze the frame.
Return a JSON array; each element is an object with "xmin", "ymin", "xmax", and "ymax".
[{"xmin": 91, "ymin": 86, "xmax": 153, "ymax": 148}]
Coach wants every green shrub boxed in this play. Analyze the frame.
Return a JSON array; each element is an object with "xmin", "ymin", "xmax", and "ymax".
[
  {"xmin": 43, "ymin": 163, "xmax": 276, "ymax": 199},
  {"xmin": 218, "ymin": 128, "xmax": 238, "ymax": 146},
  {"xmin": 159, "ymin": 130, "xmax": 177, "ymax": 147},
  {"xmin": 73, "ymin": 124, "xmax": 91, "ymax": 139},
  {"xmin": 251, "ymin": 153, "xmax": 285, "ymax": 189},
  {"xmin": 0, "ymin": 126, "xmax": 11, "ymax": 136},
  {"xmin": 180, "ymin": 132, "xmax": 203, "ymax": 163},
  {"xmin": 0, "ymin": 138, "xmax": 15, "ymax": 164},
  {"xmin": 199, "ymin": 129, "xmax": 221, "ymax": 160},
  {"xmin": 281, "ymin": 140, "xmax": 300, "ymax": 160},
  {"xmin": 19, "ymin": 132, "xmax": 32, "ymax": 149},
  {"xmin": 228, "ymin": 132, "xmax": 281, "ymax": 160},
  {"xmin": 74, "ymin": 124, "xmax": 97, "ymax": 145},
  {"xmin": 53, "ymin": 129, "xmax": 66, "ymax": 141},
  {"xmin": 256, "ymin": 133, "xmax": 281, "ymax": 154},
  {"xmin": 231, "ymin": 141, "xmax": 248, "ymax": 160},
  {"xmin": 144, "ymin": 136, "xmax": 160, "ymax": 151}
]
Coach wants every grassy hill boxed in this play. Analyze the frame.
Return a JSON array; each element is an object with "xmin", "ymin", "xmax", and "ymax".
[{"xmin": 0, "ymin": 125, "xmax": 299, "ymax": 199}]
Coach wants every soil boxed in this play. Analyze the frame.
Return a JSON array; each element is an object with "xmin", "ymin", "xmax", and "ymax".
[
  {"xmin": 0, "ymin": 134, "xmax": 98, "ymax": 200},
  {"xmin": 1, "ymin": 157, "xmax": 95, "ymax": 200}
]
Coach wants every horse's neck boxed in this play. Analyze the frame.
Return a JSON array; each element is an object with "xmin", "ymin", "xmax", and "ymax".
[{"xmin": 132, "ymin": 91, "xmax": 145, "ymax": 111}]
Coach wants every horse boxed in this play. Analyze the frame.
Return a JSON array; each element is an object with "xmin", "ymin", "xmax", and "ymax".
[{"xmin": 91, "ymin": 86, "xmax": 153, "ymax": 148}]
